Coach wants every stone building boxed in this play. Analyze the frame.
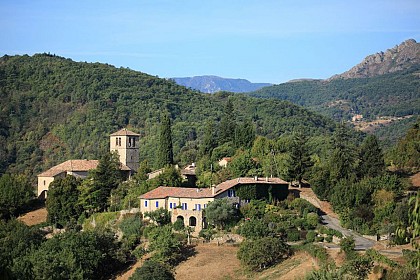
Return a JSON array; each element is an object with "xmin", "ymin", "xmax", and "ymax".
[{"xmin": 37, "ymin": 128, "xmax": 139, "ymax": 198}]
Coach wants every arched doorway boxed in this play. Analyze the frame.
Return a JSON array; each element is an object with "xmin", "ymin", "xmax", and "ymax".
[
  {"xmin": 176, "ymin": 215, "xmax": 184, "ymax": 224},
  {"xmin": 189, "ymin": 216, "xmax": 197, "ymax": 227}
]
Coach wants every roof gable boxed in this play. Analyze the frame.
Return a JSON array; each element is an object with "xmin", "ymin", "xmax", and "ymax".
[
  {"xmin": 110, "ymin": 128, "xmax": 140, "ymax": 136},
  {"xmin": 139, "ymin": 177, "xmax": 289, "ymax": 200}
]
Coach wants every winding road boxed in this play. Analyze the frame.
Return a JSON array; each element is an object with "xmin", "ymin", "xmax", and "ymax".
[
  {"xmin": 321, "ymin": 214, "xmax": 376, "ymax": 250},
  {"xmin": 290, "ymin": 186, "xmax": 377, "ymax": 250}
]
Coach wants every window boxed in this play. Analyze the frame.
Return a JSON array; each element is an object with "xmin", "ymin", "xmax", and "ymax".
[
  {"xmin": 204, "ymin": 204, "xmax": 207, "ymax": 209},
  {"xmin": 144, "ymin": 200, "xmax": 148, "ymax": 207},
  {"xmin": 169, "ymin": 202, "xmax": 173, "ymax": 209},
  {"xmin": 195, "ymin": 204, "xmax": 201, "ymax": 211},
  {"xmin": 182, "ymin": 203, "xmax": 187, "ymax": 210},
  {"xmin": 155, "ymin": 201, "xmax": 159, "ymax": 208},
  {"xmin": 43, "ymin": 180, "xmax": 46, "ymax": 186},
  {"xmin": 128, "ymin": 137, "xmax": 136, "ymax": 147},
  {"xmin": 228, "ymin": 189, "xmax": 235, "ymax": 197},
  {"xmin": 118, "ymin": 137, "xmax": 122, "ymax": 146},
  {"xmin": 115, "ymin": 137, "xmax": 118, "ymax": 146}
]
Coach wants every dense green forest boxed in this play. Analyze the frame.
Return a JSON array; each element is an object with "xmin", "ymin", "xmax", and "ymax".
[
  {"xmin": 246, "ymin": 66, "xmax": 420, "ymax": 137},
  {"xmin": 0, "ymin": 53, "xmax": 337, "ymax": 178}
]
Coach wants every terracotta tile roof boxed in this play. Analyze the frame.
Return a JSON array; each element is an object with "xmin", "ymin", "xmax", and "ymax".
[
  {"xmin": 140, "ymin": 186, "xmax": 213, "ymax": 199},
  {"xmin": 38, "ymin": 159, "xmax": 132, "ymax": 177},
  {"xmin": 38, "ymin": 160, "xmax": 99, "ymax": 177},
  {"xmin": 139, "ymin": 177, "xmax": 289, "ymax": 199},
  {"xmin": 110, "ymin": 128, "xmax": 140, "ymax": 136}
]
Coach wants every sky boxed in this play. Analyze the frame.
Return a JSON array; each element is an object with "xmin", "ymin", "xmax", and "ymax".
[{"xmin": 1, "ymin": 0, "xmax": 419, "ymax": 84}]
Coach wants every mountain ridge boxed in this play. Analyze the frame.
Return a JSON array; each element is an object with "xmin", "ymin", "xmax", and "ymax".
[
  {"xmin": 172, "ymin": 75, "xmax": 271, "ymax": 93},
  {"xmin": 329, "ymin": 39, "xmax": 419, "ymax": 80}
]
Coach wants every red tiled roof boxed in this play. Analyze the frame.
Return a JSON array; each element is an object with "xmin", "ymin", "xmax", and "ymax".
[
  {"xmin": 38, "ymin": 159, "xmax": 132, "ymax": 177},
  {"xmin": 38, "ymin": 160, "xmax": 99, "ymax": 177},
  {"xmin": 139, "ymin": 177, "xmax": 289, "ymax": 199},
  {"xmin": 110, "ymin": 128, "xmax": 140, "ymax": 136}
]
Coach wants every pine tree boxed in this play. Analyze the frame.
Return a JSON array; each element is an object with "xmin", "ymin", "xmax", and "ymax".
[
  {"xmin": 158, "ymin": 114, "xmax": 174, "ymax": 167},
  {"xmin": 329, "ymin": 123, "xmax": 357, "ymax": 184},
  {"xmin": 286, "ymin": 130, "xmax": 313, "ymax": 188},
  {"xmin": 200, "ymin": 119, "xmax": 216, "ymax": 157},
  {"xmin": 234, "ymin": 119, "xmax": 256, "ymax": 149},
  {"xmin": 219, "ymin": 99, "xmax": 236, "ymax": 144},
  {"xmin": 358, "ymin": 135, "xmax": 385, "ymax": 178},
  {"xmin": 78, "ymin": 152, "xmax": 122, "ymax": 213}
]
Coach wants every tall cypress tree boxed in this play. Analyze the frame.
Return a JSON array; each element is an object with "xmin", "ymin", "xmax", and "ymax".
[
  {"xmin": 358, "ymin": 135, "xmax": 385, "ymax": 178},
  {"xmin": 219, "ymin": 99, "xmax": 236, "ymax": 144},
  {"xmin": 234, "ymin": 119, "xmax": 256, "ymax": 149},
  {"xmin": 329, "ymin": 123, "xmax": 357, "ymax": 184},
  {"xmin": 200, "ymin": 119, "xmax": 217, "ymax": 157},
  {"xmin": 159, "ymin": 114, "xmax": 174, "ymax": 167},
  {"xmin": 286, "ymin": 130, "xmax": 313, "ymax": 188}
]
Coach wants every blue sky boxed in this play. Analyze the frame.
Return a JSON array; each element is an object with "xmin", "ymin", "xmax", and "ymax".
[{"xmin": 1, "ymin": 0, "xmax": 419, "ymax": 83}]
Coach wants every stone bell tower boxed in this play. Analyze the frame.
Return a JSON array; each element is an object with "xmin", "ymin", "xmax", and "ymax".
[{"xmin": 110, "ymin": 128, "xmax": 140, "ymax": 172}]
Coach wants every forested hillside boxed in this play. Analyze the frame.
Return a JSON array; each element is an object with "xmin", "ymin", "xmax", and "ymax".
[
  {"xmin": 0, "ymin": 54, "xmax": 336, "ymax": 178},
  {"xmin": 248, "ymin": 66, "xmax": 420, "ymax": 121}
]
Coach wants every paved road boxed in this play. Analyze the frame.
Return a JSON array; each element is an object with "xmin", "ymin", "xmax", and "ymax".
[{"xmin": 321, "ymin": 214, "xmax": 376, "ymax": 250}]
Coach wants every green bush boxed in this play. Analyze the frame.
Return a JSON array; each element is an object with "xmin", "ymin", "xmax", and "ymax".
[
  {"xmin": 306, "ymin": 230, "xmax": 316, "ymax": 242},
  {"xmin": 129, "ymin": 260, "xmax": 175, "ymax": 280},
  {"xmin": 325, "ymin": 235, "xmax": 333, "ymax": 243},
  {"xmin": 172, "ymin": 217, "xmax": 184, "ymax": 231},
  {"xmin": 237, "ymin": 237, "xmax": 291, "ymax": 271},
  {"xmin": 287, "ymin": 228, "xmax": 300, "ymax": 242},
  {"xmin": 198, "ymin": 228, "xmax": 215, "ymax": 241},
  {"xmin": 119, "ymin": 214, "xmax": 143, "ymax": 238},
  {"xmin": 239, "ymin": 219, "xmax": 270, "ymax": 239},
  {"xmin": 315, "ymin": 236, "xmax": 324, "ymax": 242}
]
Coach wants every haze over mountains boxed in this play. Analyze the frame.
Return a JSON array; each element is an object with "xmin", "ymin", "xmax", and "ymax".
[{"xmin": 172, "ymin": 76, "xmax": 271, "ymax": 93}]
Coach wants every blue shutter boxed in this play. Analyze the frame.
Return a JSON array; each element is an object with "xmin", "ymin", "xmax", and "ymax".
[
  {"xmin": 145, "ymin": 200, "xmax": 148, "ymax": 207},
  {"xmin": 155, "ymin": 201, "xmax": 159, "ymax": 208}
]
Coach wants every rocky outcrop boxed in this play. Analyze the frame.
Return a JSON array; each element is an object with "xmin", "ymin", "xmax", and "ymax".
[{"xmin": 329, "ymin": 39, "xmax": 420, "ymax": 80}]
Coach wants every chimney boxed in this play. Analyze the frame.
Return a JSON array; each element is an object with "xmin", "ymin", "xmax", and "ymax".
[
  {"xmin": 254, "ymin": 176, "xmax": 258, "ymax": 181},
  {"xmin": 212, "ymin": 186, "xmax": 215, "ymax": 195},
  {"xmin": 265, "ymin": 177, "xmax": 268, "ymax": 182}
]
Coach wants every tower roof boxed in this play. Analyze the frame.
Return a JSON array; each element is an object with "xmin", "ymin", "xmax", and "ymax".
[{"xmin": 110, "ymin": 128, "xmax": 140, "ymax": 136}]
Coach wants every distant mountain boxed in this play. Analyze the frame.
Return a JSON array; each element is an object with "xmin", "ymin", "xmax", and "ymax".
[
  {"xmin": 172, "ymin": 75, "xmax": 271, "ymax": 93},
  {"xmin": 329, "ymin": 39, "xmax": 419, "ymax": 80}
]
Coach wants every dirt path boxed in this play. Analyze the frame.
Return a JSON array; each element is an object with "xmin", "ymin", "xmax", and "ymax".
[
  {"xmin": 115, "ymin": 253, "xmax": 152, "ymax": 280},
  {"xmin": 290, "ymin": 186, "xmax": 338, "ymax": 218},
  {"xmin": 257, "ymin": 251, "xmax": 317, "ymax": 280},
  {"xmin": 18, "ymin": 207, "xmax": 47, "ymax": 226}
]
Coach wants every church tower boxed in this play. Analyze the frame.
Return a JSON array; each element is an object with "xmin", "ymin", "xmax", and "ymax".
[{"xmin": 110, "ymin": 128, "xmax": 140, "ymax": 172}]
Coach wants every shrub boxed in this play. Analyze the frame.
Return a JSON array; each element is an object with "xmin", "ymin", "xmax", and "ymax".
[
  {"xmin": 237, "ymin": 237, "xmax": 291, "ymax": 271},
  {"xmin": 239, "ymin": 219, "xmax": 270, "ymax": 239},
  {"xmin": 325, "ymin": 235, "xmax": 333, "ymax": 243},
  {"xmin": 198, "ymin": 228, "xmax": 215, "ymax": 241},
  {"xmin": 315, "ymin": 236, "xmax": 324, "ymax": 242},
  {"xmin": 306, "ymin": 230, "xmax": 316, "ymax": 242},
  {"xmin": 129, "ymin": 260, "xmax": 174, "ymax": 280},
  {"xmin": 172, "ymin": 218, "xmax": 184, "ymax": 231},
  {"xmin": 286, "ymin": 228, "xmax": 300, "ymax": 242}
]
